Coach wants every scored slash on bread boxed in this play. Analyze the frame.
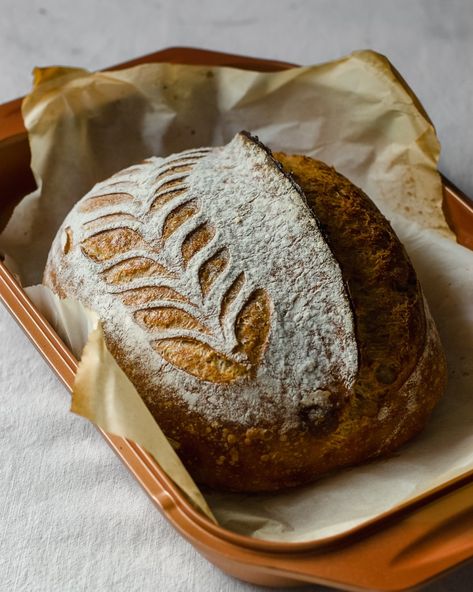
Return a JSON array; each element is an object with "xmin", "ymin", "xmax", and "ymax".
[{"xmin": 44, "ymin": 132, "xmax": 446, "ymax": 492}]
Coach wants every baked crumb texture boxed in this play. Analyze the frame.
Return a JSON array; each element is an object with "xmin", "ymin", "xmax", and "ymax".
[{"xmin": 44, "ymin": 134, "xmax": 446, "ymax": 492}]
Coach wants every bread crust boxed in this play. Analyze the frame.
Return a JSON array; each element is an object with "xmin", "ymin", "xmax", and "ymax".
[{"xmin": 44, "ymin": 135, "xmax": 446, "ymax": 492}]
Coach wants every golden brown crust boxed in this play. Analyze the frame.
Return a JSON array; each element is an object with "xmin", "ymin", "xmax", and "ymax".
[{"xmin": 43, "ymin": 147, "xmax": 447, "ymax": 492}]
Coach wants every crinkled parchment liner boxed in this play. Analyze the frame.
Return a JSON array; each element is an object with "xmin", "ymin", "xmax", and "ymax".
[
  {"xmin": 1, "ymin": 51, "xmax": 472, "ymax": 542},
  {"xmin": 23, "ymin": 285, "xmax": 216, "ymax": 522}
]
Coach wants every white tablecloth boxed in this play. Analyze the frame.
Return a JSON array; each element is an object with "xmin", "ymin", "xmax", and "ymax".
[{"xmin": 1, "ymin": 1, "xmax": 472, "ymax": 590}]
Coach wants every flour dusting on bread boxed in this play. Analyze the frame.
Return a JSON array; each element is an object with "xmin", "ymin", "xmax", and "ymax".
[{"xmin": 44, "ymin": 132, "xmax": 447, "ymax": 492}]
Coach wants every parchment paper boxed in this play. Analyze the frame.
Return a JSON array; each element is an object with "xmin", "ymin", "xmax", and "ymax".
[
  {"xmin": 1, "ymin": 50, "xmax": 472, "ymax": 542},
  {"xmin": 24, "ymin": 286, "xmax": 216, "ymax": 523}
]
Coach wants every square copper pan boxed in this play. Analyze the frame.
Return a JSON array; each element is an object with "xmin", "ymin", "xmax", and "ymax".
[{"xmin": 1, "ymin": 47, "xmax": 473, "ymax": 591}]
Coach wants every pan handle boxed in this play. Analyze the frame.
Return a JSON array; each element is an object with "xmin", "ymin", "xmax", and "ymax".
[{"xmin": 442, "ymin": 174, "xmax": 473, "ymax": 251}]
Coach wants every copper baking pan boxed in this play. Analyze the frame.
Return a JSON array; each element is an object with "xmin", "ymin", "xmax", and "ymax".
[{"xmin": 1, "ymin": 47, "xmax": 473, "ymax": 591}]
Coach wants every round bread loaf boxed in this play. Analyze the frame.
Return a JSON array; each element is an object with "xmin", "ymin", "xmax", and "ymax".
[{"xmin": 44, "ymin": 132, "xmax": 446, "ymax": 492}]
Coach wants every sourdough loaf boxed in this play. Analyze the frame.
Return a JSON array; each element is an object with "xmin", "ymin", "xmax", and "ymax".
[{"xmin": 44, "ymin": 132, "xmax": 446, "ymax": 492}]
